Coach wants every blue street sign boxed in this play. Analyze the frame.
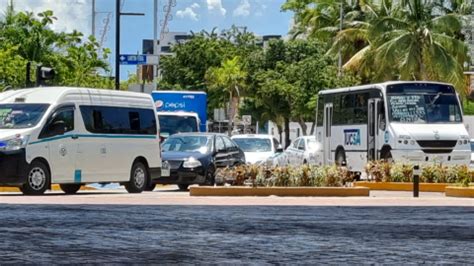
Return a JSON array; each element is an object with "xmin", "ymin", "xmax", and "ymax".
[{"xmin": 119, "ymin": 54, "xmax": 147, "ymax": 65}]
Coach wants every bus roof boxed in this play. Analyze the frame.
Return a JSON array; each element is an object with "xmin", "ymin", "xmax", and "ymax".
[{"xmin": 318, "ymin": 81, "xmax": 452, "ymax": 95}]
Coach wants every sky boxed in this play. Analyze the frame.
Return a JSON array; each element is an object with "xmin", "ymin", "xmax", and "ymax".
[{"xmin": 0, "ymin": 0, "xmax": 294, "ymax": 80}]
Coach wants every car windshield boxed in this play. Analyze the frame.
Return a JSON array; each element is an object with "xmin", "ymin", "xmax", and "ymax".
[
  {"xmin": 387, "ymin": 84, "xmax": 462, "ymax": 123},
  {"xmin": 162, "ymin": 135, "xmax": 212, "ymax": 153},
  {"xmin": 0, "ymin": 104, "xmax": 49, "ymax": 129},
  {"xmin": 233, "ymin": 138, "xmax": 272, "ymax": 152},
  {"xmin": 158, "ymin": 115, "xmax": 198, "ymax": 136}
]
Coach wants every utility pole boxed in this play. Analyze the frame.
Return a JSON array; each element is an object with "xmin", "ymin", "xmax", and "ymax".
[
  {"xmin": 115, "ymin": 0, "xmax": 144, "ymax": 91},
  {"xmin": 337, "ymin": 0, "xmax": 344, "ymax": 77},
  {"xmin": 152, "ymin": 0, "xmax": 159, "ymax": 91},
  {"xmin": 92, "ymin": 0, "xmax": 96, "ymax": 37},
  {"xmin": 115, "ymin": 0, "xmax": 120, "ymax": 90}
]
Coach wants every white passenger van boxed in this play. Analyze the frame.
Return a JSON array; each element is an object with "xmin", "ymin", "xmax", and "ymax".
[
  {"xmin": 315, "ymin": 81, "xmax": 470, "ymax": 173},
  {"xmin": 0, "ymin": 87, "xmax": 161, "ymax": 195}
]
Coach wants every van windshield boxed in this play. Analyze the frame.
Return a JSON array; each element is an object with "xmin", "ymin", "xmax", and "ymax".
[
  {"xmin": 158, "ymin": 115, "xmax": 198, "ymax": 136},
  {"xmin": 0, "ymin": 104, "xmax": 49, "ymax": 129}
]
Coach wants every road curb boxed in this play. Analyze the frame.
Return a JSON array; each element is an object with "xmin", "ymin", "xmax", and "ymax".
[
  {"xmin": 445, "ymin": 186, "xmax": 474, "ymax": 198},
  {"xmin": 190, "ymin": 186, "xmax": 370, "ymax": 197},
  {"xmin": 354, "ymin": 181, "xmax": 448, "ymax": 192}
]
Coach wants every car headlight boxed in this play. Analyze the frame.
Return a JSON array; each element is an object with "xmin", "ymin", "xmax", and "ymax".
[
  {"xmin": 0, "ymin": 135, "xmax": 30, "ymax": 151},
  {"xmin": 182, "ymin": 157, "xmax": 202, "ymax": 168}
]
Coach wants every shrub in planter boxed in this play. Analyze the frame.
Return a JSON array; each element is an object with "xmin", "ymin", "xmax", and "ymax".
[
  {"xmin": 389, "ymin": 163, "xmax": 413, "ymax": 182},
  {"xmin": 270, "ymin": 166, "xmax": 292, "ymax": 187},
  {"xmin": 365, "ymin": 160, "xmax": 391, "ymax": 182},
  {"xmin": 323, "ymin": 165, "xmax": 343, "ymax": 187}
]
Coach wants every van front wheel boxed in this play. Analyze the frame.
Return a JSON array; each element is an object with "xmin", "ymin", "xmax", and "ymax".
[
  {"xmin": 22, "ymin": 161, "xmax": 50, "ymax": 195},
  {"xmin": 60, "ymin": 184, "xmax": 81, "ymax": 194},
  {"xmin": 125, "ymin": 162, "xmax": 148, "ymax": 193}
]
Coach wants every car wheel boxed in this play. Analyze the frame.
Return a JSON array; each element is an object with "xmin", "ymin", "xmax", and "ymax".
[
  {"xmin": 125, "ymin": 161, "xmax": 148, "ymax": 193},
  {"xmin": 177, "ymin": 184, "xmax": 189, "ymax": 191},
  {"xmin": 202, "ymin": 165, "xmax": 215, "ymax": 186},
  {"xmin": 60, "ymin": 184, "xmax": 81, "ymax": 194},
  {"xmin": 22, "ymin": 161, "xmax": 50, "ymax": 195}
]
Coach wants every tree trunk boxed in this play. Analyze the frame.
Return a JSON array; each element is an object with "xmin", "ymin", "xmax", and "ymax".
[
  {"xmin": 277, "ymin": 124, "xmax": 283, "ymax": 144},
  {"xmin": 284, "ymin": 116, "xmax": 290, "ymax": 148},
  {"xmin": 298, "ymin": 118, "xmax": 307, "ymax": 136},
  {"xmin": 228, "ymin": 92, "xmax": 239, "ymax": 136},
  {"xmin": 228, "ymin": 90, "xmax": 233, "ymax": 136},
  {"xmin": 309, "ymin": 121, "xmax": 316, "ymax": 135}
]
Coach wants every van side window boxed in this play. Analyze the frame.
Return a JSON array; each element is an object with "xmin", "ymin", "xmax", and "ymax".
[
  {"xmin": 298, "ymin": 139, "xmax": 306, "ymax": 151},
  {"xmin": 80, "ymin": 106, "xmax": 157, "ymax": 135},
  {"xmin": 39, "ymin": 107, "xmax": 74, "ymax": 139}
]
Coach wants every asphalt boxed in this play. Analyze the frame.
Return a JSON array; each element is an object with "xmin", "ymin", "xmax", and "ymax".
[{"xmin": 0, "ymin": 188, "xmax": 472, "ymax": 264}]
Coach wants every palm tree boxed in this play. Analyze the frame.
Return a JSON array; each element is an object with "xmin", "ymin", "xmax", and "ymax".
[
  {"xmin": 205, "ymin": 56, "xmax": 247, "ymax": 135},
  {"xmin": 329, "ymin": 0, "xmax": 468, "ymax": 91}
]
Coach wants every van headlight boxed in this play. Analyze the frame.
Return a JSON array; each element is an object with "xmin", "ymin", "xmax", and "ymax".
[
  {"xmin": 183, "ymin": 157, "xmax": 202, "ymax": 168},
  {"xmin": 0, "ymin": 135, "xmax": 30, "ymax": 151}
]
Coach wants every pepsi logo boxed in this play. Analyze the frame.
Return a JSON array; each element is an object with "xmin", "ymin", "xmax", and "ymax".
[{"xmin": 155, "ymin": 100, "xmax": 164, "ymax": 109}]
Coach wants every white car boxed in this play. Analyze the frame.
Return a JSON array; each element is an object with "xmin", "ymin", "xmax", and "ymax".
[
  {"xmin": 470, "ymin": 139, "xmax": 474, "ymax": 169},
  {"xmin": 231, "ymin": 134, "xmax": 282, "ymax": 165},
  {"xmin": 284, "ymin": 136, "xmax": 319, "ymax": 166}
]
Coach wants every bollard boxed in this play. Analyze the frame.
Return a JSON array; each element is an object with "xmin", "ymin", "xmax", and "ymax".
[{"xmin": 413, "ymin": 165, "xmax": 420, "ymax": 198}]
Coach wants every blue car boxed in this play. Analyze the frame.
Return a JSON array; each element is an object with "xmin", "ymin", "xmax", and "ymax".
[{"xmin": 152, "ymin": 133, "xmax": 246, "ymax": 190}]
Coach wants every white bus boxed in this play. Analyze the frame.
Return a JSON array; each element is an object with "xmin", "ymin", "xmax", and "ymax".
[
  {"xmin": 314, "ymin": 81, "xmax": 471, "ymax": 173},
  {"xmin": 0, "ymin": 87, "xmax": 162, "ymax": 195}
]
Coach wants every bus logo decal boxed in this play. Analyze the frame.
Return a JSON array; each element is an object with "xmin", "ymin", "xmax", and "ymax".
[{"xmin": 344, "ymin": 129, "xmax": 361, "ymax": 146}]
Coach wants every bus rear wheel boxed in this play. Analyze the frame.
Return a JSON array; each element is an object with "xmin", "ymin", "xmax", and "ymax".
[
  {"xmin": 381, "ymin": 149, "xmax": 393, "ymax": 163},
  {"xmin": 335, "ymin": 150, "xmax": 346, "ymax": 167}
]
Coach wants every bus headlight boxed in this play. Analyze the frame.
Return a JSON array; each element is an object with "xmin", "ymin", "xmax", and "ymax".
[
  {"xmin": 0, "ymin": 135, "xmax": 30, "ymax": 151},
  {"xmin": 183, "ymin": 157, "xmax": 202, "ymax": 168}
]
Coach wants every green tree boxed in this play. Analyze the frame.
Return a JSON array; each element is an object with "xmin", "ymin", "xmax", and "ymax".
[
  {"xmin": 0, "ymin": 6, "xmax": 111, "ymax": 89},
  {"xmin": 206, "ymin": 56, "xmax": 248, "ymax": 135}
]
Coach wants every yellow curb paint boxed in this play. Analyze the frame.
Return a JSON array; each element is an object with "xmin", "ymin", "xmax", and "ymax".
[
  {"xmin": 445, "ymin": 186, "xmax": 474, "ymax": 198},
  {"xmin": 0, "ymin": 185, "xmax": 97, "ymax": 193},
  {"xmin": 354, "ymin": 182, "xmax": 448, "ymax": 192},
  {"xmin": 190, "ymin": 186, "xmax": 370, "ymax": 197}
]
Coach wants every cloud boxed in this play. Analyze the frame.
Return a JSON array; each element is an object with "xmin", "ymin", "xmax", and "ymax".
[
  {"xmin": 207, "ymin": 0, "xmax": 226, "ymax": 16},
  {"xmin": 233, "ymin": 0, "xmax": 250, "ymax": 17},
  {"xmin": 0, "ymin": 0, "xmax": 91, "ymax": 35},
  {"xmin": 176, "ymin": 3, "xmax": 200, "ymax": 21}
]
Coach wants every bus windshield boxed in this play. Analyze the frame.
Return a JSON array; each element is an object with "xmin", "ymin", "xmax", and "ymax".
[
  {"xmin": 0, "ymin": 104, "xmax": 49, "ymax": 129},
  {"xmin": 158, "ymin": 114, "xmax": 198, "ymax": 136},
  {"xmin": 387, "ymin": 84, "xmax": 462, "ymax": 123}
]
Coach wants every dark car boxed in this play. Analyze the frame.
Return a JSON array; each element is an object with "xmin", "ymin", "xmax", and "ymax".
[{"xmin": 152, "ymin": 133, "xmax": 245, "ymax": 190}]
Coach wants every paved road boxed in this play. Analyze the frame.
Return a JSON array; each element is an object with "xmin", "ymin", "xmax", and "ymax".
[{"xmin": 0, "ymin": 190, "xmax": 472, "ymax": 264}]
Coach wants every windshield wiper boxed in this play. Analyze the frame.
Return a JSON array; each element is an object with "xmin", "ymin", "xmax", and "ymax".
[{"xmin": 429, "ymin": 92, "xmax": 443, "ymax": 106}]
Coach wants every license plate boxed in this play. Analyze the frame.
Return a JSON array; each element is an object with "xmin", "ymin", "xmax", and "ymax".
[{"xmin": 161, "ymin": 161, "xmax": 171, "ymax": 177}]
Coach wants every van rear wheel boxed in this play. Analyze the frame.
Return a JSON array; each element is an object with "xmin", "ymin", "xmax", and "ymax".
[
  {"xmin": 125, "ymin": 161, "xmax": 148, "ymax": 193},
  {"xmin": 60, "ymin": 184, "xmax": 81, "ymax": 194},
  {"xmin": 22, "ymin": 161, "xmax": 50, "ymax": 195}
]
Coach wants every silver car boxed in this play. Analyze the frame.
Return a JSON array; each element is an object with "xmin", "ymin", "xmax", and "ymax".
[{"xmin": 284, "ymin": 136, "xmax": 319, "ymax": 166}]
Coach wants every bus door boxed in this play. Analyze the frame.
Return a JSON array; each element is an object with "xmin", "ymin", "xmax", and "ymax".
[
  {"xmin": 323, "ymin": 103, "xmax": 333, "ymax": 165},
  {"xmin": 368, "ymin": 98, "xmax": 381, "ymax": 161}
]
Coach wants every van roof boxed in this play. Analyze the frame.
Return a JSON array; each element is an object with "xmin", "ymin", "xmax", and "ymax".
[{"xmin": 0, "ymin": 87, "xmax": 153, "ymax": 108}]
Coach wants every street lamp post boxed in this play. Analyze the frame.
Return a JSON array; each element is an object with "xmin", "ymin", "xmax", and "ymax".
[{"xmin": 115, "ymin": 0, "xmax": 144, "ymax": 90}]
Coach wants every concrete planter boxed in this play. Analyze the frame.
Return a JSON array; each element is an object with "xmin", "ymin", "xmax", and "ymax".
[
  {"xmin": 354, "ymin": 181, "xmax": 448, "ymax": 192},
  {"xmin": 445, "ymin": 186, "xmax": 474, "ymax": 198},
  {"xmin": 190, "ymin": 186, "xmax": 370, "ymax": 197}
]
